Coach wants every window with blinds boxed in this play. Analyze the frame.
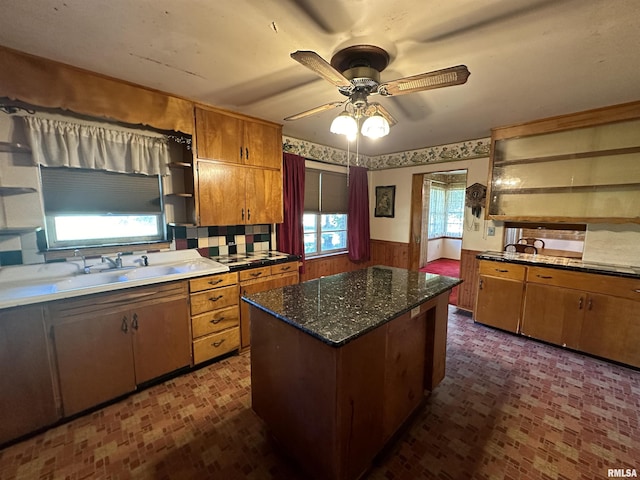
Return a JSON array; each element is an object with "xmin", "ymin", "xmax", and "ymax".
[
  {"xmin": 303, "ymin": 169, "xmax": 348, "ymax": 256},
  {"xmin": 41, "ymin": 166, "xmax": 165, "ymax": 249}
]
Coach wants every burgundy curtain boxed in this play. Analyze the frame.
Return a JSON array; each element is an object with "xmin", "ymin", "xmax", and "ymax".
[
  {"xmin": 276, "ymin": 153, "xmax": 305, "ymax": 271},
  {"xmin": 347, "ymin": 166, "xmax": 371, "ymax": 262}
]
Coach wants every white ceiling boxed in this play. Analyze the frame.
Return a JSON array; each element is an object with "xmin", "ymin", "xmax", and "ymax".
[{"xmin": 1, "ymin": 0, "xmax": 639, "ymax": 156}]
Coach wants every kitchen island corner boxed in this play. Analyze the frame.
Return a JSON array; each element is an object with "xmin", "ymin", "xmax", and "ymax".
[{"xmin": 242, "ymin": 266, "xmax": 461, "ymax": 480}]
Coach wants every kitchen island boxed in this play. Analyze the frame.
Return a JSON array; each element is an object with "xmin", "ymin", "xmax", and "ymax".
[{"xmin": 242, "ymin": 266, "xmax": 461, "ymax": 480}]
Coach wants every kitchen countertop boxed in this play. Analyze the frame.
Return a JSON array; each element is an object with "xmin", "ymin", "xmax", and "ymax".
[
  {"xmin": 208, "ymin": 250, "xmax": 301, "ymax": 271},
  {"xmin": 477, "ymin": 251, "xmax": 640, "ymax": 279},
  {"xmin": 242, "ymin": 266, "xmax": 461, "ymax": 347}
]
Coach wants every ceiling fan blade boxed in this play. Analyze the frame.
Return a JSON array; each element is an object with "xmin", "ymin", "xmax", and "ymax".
[
  {"xmin": 369, "ymin": 102, "xmax": 397, "ymax": 126},
  {"xmin": 378, "ymin": 65, "xmax": 470, "ymax": 97},
  {"xmin": 284, "ymin": 101, "xmax": 344, "ymax": 121},
  {"xmin": 290, "ymin": 50, "xmax": 352, "ymax": 88}
]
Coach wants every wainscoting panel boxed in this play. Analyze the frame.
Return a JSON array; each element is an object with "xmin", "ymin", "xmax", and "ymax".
[{"xmin": 300, "ymin": 240, "xmax": 410, "ymax": 282}]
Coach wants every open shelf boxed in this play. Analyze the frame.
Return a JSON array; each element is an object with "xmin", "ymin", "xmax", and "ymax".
[
  {"xmin": 492, "ymin": 182, "xmax": 640, "ymax": 195},
  {"xmin": 166, "ymin": 192, "xmax": 193, "ymax": 198},
  {"xmin": 0, "ymin": 226, "xmax": 42, "ymax": 235},
  {"xmin": 0, "ymin": 141, "xmax": 32, "ymax": 154},
  {"xmin": 0, "ymin": 186, "xmax": 37, "ymax": 196},
  {"xmin": 493, "ymin": 145, "xmax": 640, "ymax": 167},
  {"xmin": 168, "ymin": 162, "xmax": 193, "ymax": 169}
]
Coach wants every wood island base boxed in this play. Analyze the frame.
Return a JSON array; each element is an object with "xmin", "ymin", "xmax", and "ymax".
[{"xmin": 249, "ymin": 291, "xmax": 450, "ymax": 480}]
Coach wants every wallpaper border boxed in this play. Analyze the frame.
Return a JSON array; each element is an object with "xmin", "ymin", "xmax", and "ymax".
[{"xmin": 282, "ymin": 135, "xmax": 491, "ymax": 170}]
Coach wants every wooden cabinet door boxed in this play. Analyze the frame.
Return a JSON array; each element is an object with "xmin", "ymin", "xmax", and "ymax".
[
  {"xmin": 521, "ymin": 283, "xmax": 584, "ymax": 348},
  {"xmin": 196, "ymin": 161, "xmax": 245, "ymax": 226},
  {"xmin": 474, "ymin": 275, "xmax": 524, "ymax": 333},
  {"xmin": 131, "ymin": 297, "xmax": 190, "ymax": 384},
  {"xmin": 0, "ymin": 305, "xmax": 58, "ymax": 444},
  {"xmin": 245, "ymin": 167, "xmax": 283, "ymax": 224},
  {"xmin": 54, "ymin": 311, "xmax": 135, "ymax": 416},
  {"xmin": 243, "ymin": 120, "xmax": 282, "ymax": 169},
  {"xmin": 580, "ymin": 293, "xmax": 640, "ymax": 367},
  {"xmin": 195, "ymin": 107, "xmax": 243, "ymax": 163},
  {"xmin": 383, "ymin": 310, "xmax": 426, "ymax": 440}
]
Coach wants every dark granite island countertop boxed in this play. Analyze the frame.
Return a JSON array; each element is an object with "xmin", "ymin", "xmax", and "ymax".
[
  {"xmin": 242, "ymin": 265, "xmax": 462, "ymax": 347},
  {"xmin": 243, "ymin": 266, "xmax": 461, "ymax": 480}
]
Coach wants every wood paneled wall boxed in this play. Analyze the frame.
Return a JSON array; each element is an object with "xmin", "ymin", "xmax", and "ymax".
[
  {"xmin": 457, "ymin": 249, "xmax": 482, "ymax": 312},
  {"xmin": 300, "ymin": 240, "xmax": 410, "ymax": 282}
]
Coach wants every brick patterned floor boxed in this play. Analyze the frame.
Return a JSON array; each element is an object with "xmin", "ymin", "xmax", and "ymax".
[{"xmin": 1, "ymin": 307, "xmax": 639, "ymax": 479}]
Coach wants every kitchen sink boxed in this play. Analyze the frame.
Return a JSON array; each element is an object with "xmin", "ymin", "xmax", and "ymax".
[{"xmin": 0, "ymin": 250, "xmax": 229, "ymax": 307}]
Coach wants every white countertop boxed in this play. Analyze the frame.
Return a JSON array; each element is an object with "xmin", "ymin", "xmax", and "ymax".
[{"xmin": 0, "ymin": 250, "xmax": 229, "ymax": 310}]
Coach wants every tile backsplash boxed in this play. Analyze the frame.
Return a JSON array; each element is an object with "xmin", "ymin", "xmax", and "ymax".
[{"xmin": 170, "ymin": 224, "xmax": 272, "ymax": 258}]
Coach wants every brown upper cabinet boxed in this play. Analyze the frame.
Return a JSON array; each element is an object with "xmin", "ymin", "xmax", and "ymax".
[
  {"xmin": 194, "ymin": 106, "xmax": 282, "ymax": 169},
  {"xmin": 196, "ymin": 161, "xmax": 283, "ymax": 226},
  {"xmin": 487, "ymin": 100, "xmax": 640, "ymax": 224}
]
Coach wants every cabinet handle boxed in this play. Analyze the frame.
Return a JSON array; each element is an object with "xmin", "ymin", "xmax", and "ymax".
[
  {"xmin": 478, "ymin": 279, "xmax": 483, "ymax": 290},
  {"xmin": 634, "ymin": 289, "xmax": 640, "ymax": 293},
  {"xmin": 587, "ymin": 298, "xmax": 593, "ymax": 310},
  {"xmin": 208, "ymin": 279, "xmax": 223, "ymax": 286},
  {"xmin": 250, "ymin": 271, "xmax": 263, "ymax": 277},
  {"xmin": 536, "ymin": 274, "xmax": 553, "ymax": 279},
  {"xmin": 121, "ymin": 316, "xmax": 128, "ymax": 333},
  {"xmin": 132, "ymin": 313, "xmax": 139, "ymax": 330},
  {"xmin": 245, "ymin": 147, "xmax": 249, "ymax": 160},
  {"xmin": 241, "ymin": 208, "xmax": 245, "ymax": 221},
  {"xmin": 240, "ymin": 147, "xmax": 243, "ymax": 159},
  {"xmin": 212, "ymin": 339, "xmax": 226, "ymax": 348},
  {"xmin": 247, "ymin": 208, "xmax": 251, "ymax": 221},
  {"xmin": 210, "ymin": 317, "xmax": 224, "ymax": 324},
  {"xmin": 495, "ymin": 268, "xmax": 509, "ymax": 273},
  {"xmin": 578, "ymin": 297, "xmax": 583, "ymax": 309},
  {"xmin": 209, "ymin": 295, "xmax": 224, "ymax": 302}
]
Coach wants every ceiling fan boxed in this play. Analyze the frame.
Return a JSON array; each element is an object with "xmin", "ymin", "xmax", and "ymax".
[{"xmin": 284, "ymin": 45, "xmax": 470, "ymax": 138}]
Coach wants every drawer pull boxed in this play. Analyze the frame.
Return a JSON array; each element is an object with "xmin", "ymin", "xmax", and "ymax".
[
  {"xmin": 212, "ymin": 339, "xmax": 226, "ymax": 348},
  {"xmin": 209, "ymin": 317, "xmax": 224, "ymax": 324},
  {"xmin": 208, "ymin": 279, "xmax": 223, "ymax": 286},
  {"xmin": 495, "ymin": 268, "xmax": 509, "ymax": 273},
  {"xmin": 209, "ymin": 295, "xmax": 224, "ymax": 302},
  {"xmin": 250, "ymin": 272, "xmax": 263, "ymax": 277},
  {"xmin": 280, "ymin": 266, "xmax": 291, "ymax": 271},
  {"xmin": 536, "ymin": 275, "xmax": 553, "ymax": 279},
  {"xmin": 634, "ymin": 289, "xmax": 640, "ymax": 293}
]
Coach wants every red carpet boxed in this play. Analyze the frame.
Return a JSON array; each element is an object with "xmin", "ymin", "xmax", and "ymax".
[{"xmin": 420, "ymin": 258, "xmax": 460, "ymax": 305}]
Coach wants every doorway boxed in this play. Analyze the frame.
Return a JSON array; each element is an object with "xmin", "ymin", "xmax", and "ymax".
[{"xmin": 409, "ymin": 170, "xmax": 468, "ymax": 270}]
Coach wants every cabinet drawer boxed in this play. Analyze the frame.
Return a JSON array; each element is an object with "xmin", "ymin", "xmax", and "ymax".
[
  {"xmin": 191, "ymin": 306, "xmax": 239, "ymax": 338},
  {"xmin": 189, "ymin": 272, "xmax": 238, "ymax": 293},
  {"xmin": 190, "ymin": 285, "xmax": 239, "ymax": 315},
  {"xmin": 193, "ymin": 327, "xmax": 240, "ymax": 364},
  {"xmin": 527, "ymin": 266, "xmax": 640, "ymax": 301},
  {"xmin": 239, "ymin": 266, "xmax": 271, "ymax": 282},
  {"xmin": 479, "ymin": 261, "xmax": 526, "ymax": 281},
  {"xmin": 271, "ymin": 261, "xmax": 298, "ymax": 276}
]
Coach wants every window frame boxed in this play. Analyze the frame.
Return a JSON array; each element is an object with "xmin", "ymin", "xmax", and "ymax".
[
  {"xmin": 40, "ymin": 166, "xmax": 167, "ymax": 250},
  {"xmin": 304, "ymin": 213, "xmax": 348, "ymax": 257}
]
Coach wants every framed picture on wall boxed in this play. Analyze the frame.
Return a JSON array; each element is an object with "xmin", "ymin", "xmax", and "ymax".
[{"xmin": 375, "ymin": 185, "xmax": 396, "ymax": 218}]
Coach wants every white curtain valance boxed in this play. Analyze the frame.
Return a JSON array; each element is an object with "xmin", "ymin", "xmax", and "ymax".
[{"xmin": 23, "ymin": 116, "xmax": 170, "ymax": 176}]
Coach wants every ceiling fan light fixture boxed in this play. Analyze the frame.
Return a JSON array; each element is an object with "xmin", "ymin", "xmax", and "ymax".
[
  {"xmin": 330, "ymin": 111, "xmax": 358, "ymax": 139},
  {"xmin": 361, "ymin": 113, "xmax": 390, "ymax": 139}
]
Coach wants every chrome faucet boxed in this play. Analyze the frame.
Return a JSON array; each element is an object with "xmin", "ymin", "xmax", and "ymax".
[
  {"xmin": 74, "ymin": 249, "xmax": 92, "ymax": 274},
  {"xmin": 102, "ymin": 252, "xmax": 123, "ymax": 269}
]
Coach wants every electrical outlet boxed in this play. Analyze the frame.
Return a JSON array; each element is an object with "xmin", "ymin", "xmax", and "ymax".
[
  {"xmin": 473, "ymin": 222, "xmax": 479, "ymax": 231},
  {"xmin": 487, "ymin": 226, "xmax": 496, "ymax": 236}
]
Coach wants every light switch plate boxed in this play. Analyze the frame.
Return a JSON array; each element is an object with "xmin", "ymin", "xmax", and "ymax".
[{"xmin": 488, "ymin": 226, "xmax": 496, "ymax": 236}]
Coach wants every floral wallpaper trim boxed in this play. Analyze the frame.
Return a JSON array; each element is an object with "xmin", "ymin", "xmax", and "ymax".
[{"xmin": 282, "ymin": 135, "xmax": 491, "ymax": 170}]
